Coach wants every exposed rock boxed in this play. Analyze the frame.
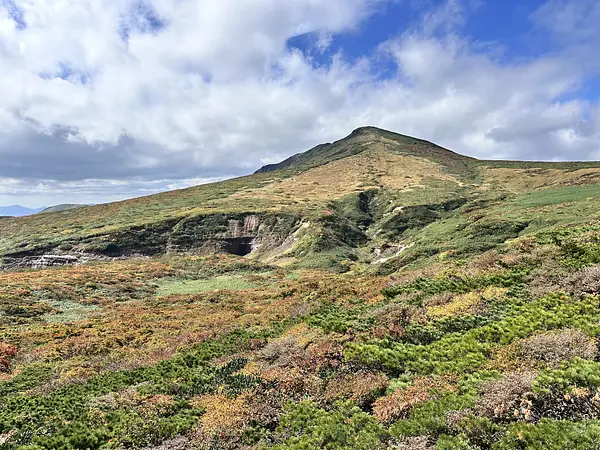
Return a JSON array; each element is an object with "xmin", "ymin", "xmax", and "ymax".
[
  {"xmin": 166, "ymin": 213, "xmax": 302, "ymax": 257},
  {"xmin": 32, "ymin": 255, "xmax": 79, "ymax": 268},
  {"xmin": 1, "ymin": 213, "xmax": 303, "ymax": 269},
  {"xmin": 244, "ymin": 215, "xmax": 260, "ymax": 233},
  {"xmin": 1, "ymin": 252, "xmax": 109, "ymax": 270},
  {"xmin": 371, "ymin": 243, "xmax": 414, "ymax": 264}
]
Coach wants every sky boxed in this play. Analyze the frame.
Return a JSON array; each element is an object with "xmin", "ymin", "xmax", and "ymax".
[{"xmin": 1, "ymin": 0, "xmax": 600, "ymax": 207}]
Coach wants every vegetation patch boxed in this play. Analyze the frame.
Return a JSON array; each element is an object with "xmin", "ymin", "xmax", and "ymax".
[{"xmin": 156, "ymin": 276, "xmax": 259, "ymax": 296}]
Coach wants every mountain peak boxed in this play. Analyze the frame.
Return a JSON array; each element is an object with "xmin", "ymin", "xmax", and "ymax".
[
  {"xmin": 349, "ymin": 125, "xmax": 388, "ymax": 136},
  {"xmin": 255, "ymin": 126, "xmax": 475, "ymax": 175}
]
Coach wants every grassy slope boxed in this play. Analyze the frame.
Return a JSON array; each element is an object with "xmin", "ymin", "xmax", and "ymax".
[
  {"xmin": 3, "ymin": 128, "xmax": 600, "ymax": 448},
  {"xmin": 3, "ymin": 127, "xmax": 600, "ymax": 266}
]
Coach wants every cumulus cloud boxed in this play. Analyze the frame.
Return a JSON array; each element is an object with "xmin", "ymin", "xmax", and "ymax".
[
  {"xmin": 0, "ymin": 0, "xmax": 599, "ymax": 205},
  {"xmin": 531, "ymin": 0, "xmax": 600, "ymax": 44}
]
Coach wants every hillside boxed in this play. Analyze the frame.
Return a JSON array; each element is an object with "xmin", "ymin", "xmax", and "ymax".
[
  {"xmin": 2, "ymin": 126, "xmax": 600, "ymax": 271},
  {"xmin": 3, "ymin": 127, "xmax": 600, "ymax": 449},
  {"xmin": 0, "ymin": 205, "xmax": 87, "ymax": 218},
  {"xmin": 40, "ymin": 204, "xmax": 89, "ymax": 214}
]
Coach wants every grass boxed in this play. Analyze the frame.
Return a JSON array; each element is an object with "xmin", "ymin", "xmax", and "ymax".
[
  {"xmin": 511, "ymin": 184, "xmax": 600, "ymax": 207},
  {"xmin": 156, "ymin": 276, "xmax": 259, "ymax": 296},
  {"xmin": 41, "ymin": 299, "xmax": 101, "ymax": 323},
  {"xmin": 3, "ymin": 127, "xmax": 600, "ymax": 266}
]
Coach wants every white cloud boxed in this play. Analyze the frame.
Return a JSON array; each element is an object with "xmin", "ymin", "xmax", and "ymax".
[
  {"xmin": 0, "ymin": 0, "xmax": 599, "ymax": 206},
  {"xmin": 531, "ymin": 0, "xmax": 600, "ymax": 44},
  {"xmin": 0, "ymin": 175, "xmax": 228, "ymax": 207}
]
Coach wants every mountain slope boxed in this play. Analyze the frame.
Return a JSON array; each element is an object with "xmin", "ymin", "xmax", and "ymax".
[
  {"xmin": 4, "ymin": 127, "xmax": 600, "ymax": 449},
  {"xmin": 255, "ymin": 126, "xmax": 477, "ymax": 178},
  {"xmin": 2, "ymin": 126, "xmax": 600, "ymax": 271},
  {"xmin": 40, "ymin": 204, "xmax": 88, "ymax": 214}
]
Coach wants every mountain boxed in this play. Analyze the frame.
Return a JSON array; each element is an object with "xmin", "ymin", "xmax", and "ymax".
[
  {"xmin": 4, "ymin": 126, "xmax": 600, "ymax": 449},
  {"xmin": 39, "ymin": 204, "xmax": 88, "ymax": 214},
  {"xmin": 255, "ymin": 126, "xmax": 476, "ymax": 176},
  {"xmin": 0, "ymin": 205, "xmax": 46, "ymax": 217},
  {"xmin": 2, "ymin": 126, "xmax": 600, "ymax": 270},
  {"xmin": 0, "ymin": 204, "xmax": 88, "ymax": 217}
]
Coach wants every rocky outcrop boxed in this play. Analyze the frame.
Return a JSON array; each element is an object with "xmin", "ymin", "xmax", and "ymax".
[
  {"xmin": 166, "ymin": 213, "xmax": 301, "ymax": 256},
  {"xmin": 1, "ymin": 253, "xmax": 109, "ymax": 270},
  {"xmin": 31, "ymin": 254, "xmax": 79, "ymax": 268},
  {"xmin": 0, "ymin": 212, "xmax": 303, "ymax": 269}
]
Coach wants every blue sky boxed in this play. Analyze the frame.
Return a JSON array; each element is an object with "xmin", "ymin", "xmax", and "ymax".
[
  {"xmin": 0, "ymin": 0, "xmax": 599, "ymax": 206},
  {"xmin": 289, "ymin": 0, "xmax": 600, "ymax": 99},
  {"xmin": 290, "ymin": 1, "xmax": 547, "ymax": 59}
]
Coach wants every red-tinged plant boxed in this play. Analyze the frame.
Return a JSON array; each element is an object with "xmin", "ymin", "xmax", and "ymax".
[
  {"xmin": 324, "ymin": 371, "xmax": 389, "ymax": 406},
  {"xmin": 0, "ymin": 343, "xmax": 18, "ymax": 372},
  {"xmin": 373, "ymin": 376, "xmax": 457, "ymax": 424}
]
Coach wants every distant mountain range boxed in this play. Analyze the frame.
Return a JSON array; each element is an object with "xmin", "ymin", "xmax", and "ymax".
[
  {"xmin": 0, "ymin": 205, "xmax": 46, "ymax": 217},
  {"xmin": 0, "ymin": 204, "xmax": 88, "ymax": 217}
]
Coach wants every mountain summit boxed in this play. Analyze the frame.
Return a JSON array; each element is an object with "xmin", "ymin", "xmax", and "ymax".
[{"xmin": 255, "ymin": 126, "xmax": 474, "ymax": 175}]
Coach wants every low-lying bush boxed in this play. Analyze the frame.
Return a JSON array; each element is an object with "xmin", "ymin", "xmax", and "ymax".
[
  {"xmin": 0, "ymin": 343, "xmax": 17, "ymax": 373},
  {"xmin": 475, "ymin": 371, "xmax": 536, "ymax": 420},
  {"xmin": 494, "ymin": 419, "xmax": 600, "ymax": 450},
  {"xmin": 270, "ymin": 400, "xmax": 389, "ymax": 450},
  {"xmin": 382, "ymin": 269, "xmax": 528, "ymax": 300},
  {"xmin": 519, "ymin": 329, "xmax": 597, "ymax": 367},
  {"xmin": 347, "ymin": 294, "xmax": 600, "ymax": 376}
]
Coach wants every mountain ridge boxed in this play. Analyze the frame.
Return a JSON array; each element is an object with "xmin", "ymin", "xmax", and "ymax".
[
  {"xmin": 0, "ymin": 205, "xmax": 46, "ymax": 217},
  {"xmin": 0, "ymin": 204, "xmax": 88, "ymax": 217}
]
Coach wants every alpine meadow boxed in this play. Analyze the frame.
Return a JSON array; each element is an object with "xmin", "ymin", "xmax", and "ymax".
[{"xmin": 3, "ymin": 127, "xmax": 600, "ymax": 449}]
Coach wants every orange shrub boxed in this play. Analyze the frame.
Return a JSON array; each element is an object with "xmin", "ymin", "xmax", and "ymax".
[
  {"xmin": 191, "ymin": 392, "xmax": 251, "ymax": 442},
  {"xmin": 324, "ymin": 371, "xmax": 389, "ymax": 406},
  {"xmin": 0, "ymin": 343, "xmax": 18, "ymax": 372},
  {"xmin": 373, "ymin": 376, "xmax": 456, "ymax": 424}
]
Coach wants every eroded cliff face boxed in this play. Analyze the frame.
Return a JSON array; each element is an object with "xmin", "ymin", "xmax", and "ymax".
[
  {"xmin": 165, "ymin": 213, "xmax": 302, "ymax": 256},
  {"xmin": 0, "ymin": 213, "xmax": 304, "ymax": 269}
]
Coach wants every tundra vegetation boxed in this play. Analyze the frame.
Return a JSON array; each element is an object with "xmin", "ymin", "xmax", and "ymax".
[{"xmin": 2, "ymin": 128, "xmax": 600, "ymax": 449}]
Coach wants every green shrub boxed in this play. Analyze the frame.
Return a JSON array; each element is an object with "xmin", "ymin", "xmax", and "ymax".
[
  {"xmin": 306, "ymin": 303, "xmax": 375, "ymax": 334},
  {"xmin": 390, "ymin": 393, "xmax": 475, "ymax": 439},
  {"xmin": 269, "ymin": 400, "xmax": 388, "ymax": 450},
  {"xmin": 493, "ymin": 420, "xmax": 600, "ymax": 450},
  {"xmin": 0, "ymin": 329, "xmax": 282, "ymax": 449},
  {"xmin": 533, "ymin": 358, "xmax": 600, "ymax": 395},
  {"xmin": 382, "ymin": 269, "xmax": 528, "ymax": 300},
  {"xmin": 346, "ymin": 294, "xmax": 600, "ymax": 376},
  {"xmin": 436, "ymin": 434, "xmax": 476, "ymax": 450}
]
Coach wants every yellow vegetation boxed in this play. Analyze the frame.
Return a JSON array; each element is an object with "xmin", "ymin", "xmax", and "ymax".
[
  {"xmin": 231, "ymin": 149, "xmax": 460, "ymax": 205},
  {"xmin": 483, "ymin": 167, "xmax": 600, "ymax": 193},
  {"xmin": 192, "ymin": 392, "xmax": 251, "ymax": 436},
  {"xmin": 426, "ymin": 287, "xmax": 507, "ymax": 318}
]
